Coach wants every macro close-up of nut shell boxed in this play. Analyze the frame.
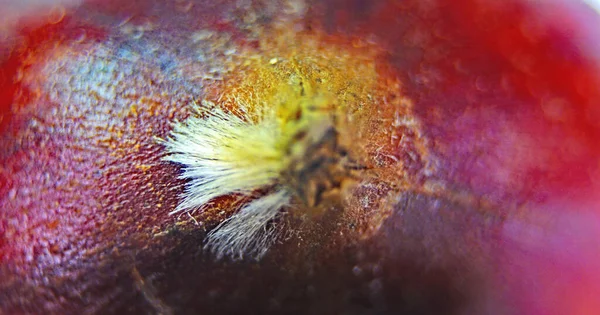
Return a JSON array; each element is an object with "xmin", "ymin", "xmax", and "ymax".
[{"xmin": 2, "ymin": 0, "xmax": 600, "ymax": 314}]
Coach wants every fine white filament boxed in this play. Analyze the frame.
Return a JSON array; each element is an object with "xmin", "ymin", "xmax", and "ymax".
[{"xmin": 162, "ymin": 104, "xmax": 292, "ymax": 260}]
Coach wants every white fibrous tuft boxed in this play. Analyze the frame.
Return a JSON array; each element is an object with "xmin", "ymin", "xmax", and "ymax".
[
  {"xmin": 162, "ymin": 103, "xmax": 293, "ymax": 260},
  {"xmin": 204, "ymin": 189, "xmax": 291, "ymax": 260},
  {"xmin": 163, "ymin": 105, "xmax": 285, "ymax": 214}
]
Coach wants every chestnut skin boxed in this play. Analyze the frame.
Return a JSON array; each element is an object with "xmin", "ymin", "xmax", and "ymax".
[{"xmin": 2, "ymin": 0, "xmax": 600, "ymax": 314}]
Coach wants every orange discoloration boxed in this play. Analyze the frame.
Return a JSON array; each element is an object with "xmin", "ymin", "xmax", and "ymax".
[{"xmin": 191, "ymin": 28, "xmax": 432, "ymax": 237}]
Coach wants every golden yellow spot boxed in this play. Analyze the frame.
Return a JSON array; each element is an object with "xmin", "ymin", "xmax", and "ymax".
[
  {"xmin": 129, "ymin": 104, "xmax": 138, "ymax": 116},
  {"xmin": 135, "ymin": 164, "xmax": 152, "ymax": 172}
]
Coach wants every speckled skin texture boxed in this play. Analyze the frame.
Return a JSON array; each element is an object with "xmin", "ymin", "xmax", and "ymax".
[{"xmin": 2, "ymin": 0, "xmax": 600, "ymax": 314}]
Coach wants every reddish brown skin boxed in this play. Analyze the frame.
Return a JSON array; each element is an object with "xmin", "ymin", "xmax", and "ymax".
[{"xmin": 1, "ymin": 0, "xmax": 600, "ymax": 314}]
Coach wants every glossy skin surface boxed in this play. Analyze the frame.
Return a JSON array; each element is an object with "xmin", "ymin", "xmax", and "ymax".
[{"xmin": 1, "ymin": 0, "xmax": 600, "ymax": 314}]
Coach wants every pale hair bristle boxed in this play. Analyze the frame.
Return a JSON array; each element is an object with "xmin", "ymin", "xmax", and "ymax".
[
  {"xmin": 204, "ymin": 189, "xmax": 291, "ymax": 260},
  {"xmin": 162, "ymin": 102, "xmax": 297, "ymax": 260},
  {"xmin": 162, "ymin": 105, "xmax": 286, "ymax": 215}
]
